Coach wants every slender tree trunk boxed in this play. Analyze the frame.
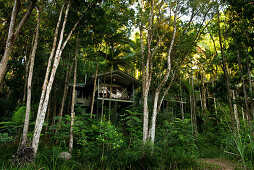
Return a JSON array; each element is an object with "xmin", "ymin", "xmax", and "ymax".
[
  {"xmin": 149, "ymin": 1, "xmax": 179, "ymax": 143},
  {"xmin": 0, "ymin": 0, "xmax": 37, "ymax": 83},
  {"xmin": 236, "ymin": 49, "xmax": 252, "ymax": 129},
  {"xmin": 101, "ymin": 44, "xmax": 108, "ymax": 122},
  {"xmin": 52, "ymin": 86, "xmax": 57, "ymax": 125},
  {"xmin": 45, "ymin": 100, "xmax": 50, "ymax": 134},
  {"xmin": 217, "ymin": 9, "xmax": 235, "ymax": 132},
  {"xmin": 245, "ymin": 47, "xmax": 254, "ymax": 119},
  {"xmin": 21, "ymin": 8, "xmax": 40, "ymax": 146},
  {"xmin": 191, "ymin": 74, "xmax": 198, "ymax": 136},
  {"xmin": 193, "ymin": 93, "xmax": 198, "ymax": 136},
  {"xmin": 59, "ymin": 64, "xmax": 71, "ymax": 118},
  {"xmin": 69, "ymin": 34, "xmax": 79, "ymax": 153},
  {"xmin": 180, "ymin": 86, "xmax": 184, "ymax": 120},
  {"xmin": 37, "ymin": 4, "xmax": 64, "ymax": 120},
  {"xmin": 109, "ymin": 65, "xmax": 113, "ymax": 121},
  {"xmin": 32, "ymin": 2, "xmax": 81, "ymax": 155},
  {"xmin": 157, "ymin": 72, "xmax": 175, "ymax": 112},
  {"xmin": 242, "ymin": 107, "xmax": 245, "ymax": 121},
  {"xmin": 90, "ymin": 54, "xmax": 99, "ymax": 118},
  {"xmin": 232, "ymin": 90, "xmax": 240, "ymax": 133},
  {"xmin": 0, "ymin": 0, "xmax": 19, "ymax": 83},
  {"xmin": 23, "ymin": 45, "xmax": 32, "ymax": 103},
  {"xmin": 189, "ymin": 77, "xmax": 194, "ymax": 135}
]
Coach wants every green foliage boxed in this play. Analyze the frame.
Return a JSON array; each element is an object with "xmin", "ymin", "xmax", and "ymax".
[
  {"xmin": 0, "ymin": 133, "xmax": 12, "ymax": 143},
  {"xmin": 120, "ymin": 109, "xmax": 142, "ymax": 141},
  {"xmin": 12, "ymin": 106, "xmax": 26, "ymax": 125},
  {"xmin": 156, "ymin": 117, "xmax": 199, "ymax": 167},
  {"xmin": 224, "ymin": 133, "xmax": 254, "ymax": 168}
]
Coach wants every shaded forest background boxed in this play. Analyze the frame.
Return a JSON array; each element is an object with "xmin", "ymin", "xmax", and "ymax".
[{"xmin": 0, "ymin": 0, "xmax": 253, "ymax": 169}]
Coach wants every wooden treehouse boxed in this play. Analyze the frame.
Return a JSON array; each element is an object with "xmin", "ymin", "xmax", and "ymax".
[{"xmin": 73, "ymin": 70, "xmax": 141, "ymax": 107}]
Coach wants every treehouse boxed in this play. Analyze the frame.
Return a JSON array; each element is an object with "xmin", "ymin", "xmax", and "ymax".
[{"xmin": 74, "ymin": 70, "xmax": 141, "ymax": 107}]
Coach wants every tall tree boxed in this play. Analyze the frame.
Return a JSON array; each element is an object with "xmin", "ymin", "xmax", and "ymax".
[
  {"xmin": 21, "ymin": 6, "xmax": 41, "ymax": 147},
  {"xmin": 0, "ymin": 0, "xmax": 37, "ymax": 83},
  {"xmin": 216, "ymin": 5, "xmax": 235, "ymax": 132},
  {"xmin": 69, "ymin": 34, "xmax": 79, "ymax": 153},
  {"xmin": 32, "ymin": 1, "xmax": 82, "ymax": 156},
  {"xmin": 149, "ymin": 0, "xmax": 179, "ymax": 144}
]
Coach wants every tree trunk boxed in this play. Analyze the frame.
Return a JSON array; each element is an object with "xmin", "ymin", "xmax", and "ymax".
[
  {"xmin": 217, "ymin": 9, "xmax": 235, "ymax": 133},
  {"xmin": 236, "ymin": 49, "xmax": 252, "ymax": 129},
  {"xmin": 191, "ymin": 74, "xmax": 198, "ymax": 136},
  {"xmin": 0, "ymin": 0, "xmax": 37, "ymax": 83},
  {"xmin": 37, "ymin": 4, "xmax": 64, "ymax": 120},
  {"xmin": 101, "ymin": 44, "xmax": 108, "ymax": 122},
  {"xmin": 232, "ymin": 90, "xmax": 240, "ymax": 133},
  {"xmin": 90, "ymin": 54, "xmax": 99, "ymax": 118},
  {"xmin": 21, "ymin": 8, "xmax": 40, "ymax": 146},
  {"xmin": 23, "ymin": 45, "xmax": 32, "ymax": 103},
  {"xmin": 52, "ymin": 86, "xmax": 57, "ymax": 125},
  {"xmin": 69, "ymin": 34, "xmax": 79, "ymax": 153},
  {"xmin": 59, "ymin": 63, "xmax": 71, "ymax": 118},
  {"xmin": 149, "ymin": 1, "xmax": 179, "ymax": 144},
  {"xmin": 180, "ymin": 86, "xmax": 184, "ymax": 120},
  {"xmin": 245, "ymin": 47, "xmax": 254, "ymax": 120},
  {"xmin": 157, "ymin": 72, "xmax": 175, "ymax": 112},
  {"xmin": 32, "ymin": 2, "xmax": 73, "ymax": 155},
  {"xmin": 0, "ymin": 0, "xmax": 19, "ymax": 83},
  {"xmin": 142, "ymin": 0, "xmax": 154, "ymax": 142}
]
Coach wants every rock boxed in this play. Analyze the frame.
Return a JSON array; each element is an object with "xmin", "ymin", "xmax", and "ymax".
[{"xmin": 57, "ymin": 152, "xmax": 72, "ymax": 160}]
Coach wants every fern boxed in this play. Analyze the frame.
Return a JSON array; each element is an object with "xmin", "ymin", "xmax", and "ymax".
[{"xmin": 12, "ymin": 106, "xmax": 26, "ymax": 125}]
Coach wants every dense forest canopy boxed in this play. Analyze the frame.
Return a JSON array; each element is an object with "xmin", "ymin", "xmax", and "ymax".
[{"xmin": 0, "ymin": 0, "xmax": 253, "ymax": 169}]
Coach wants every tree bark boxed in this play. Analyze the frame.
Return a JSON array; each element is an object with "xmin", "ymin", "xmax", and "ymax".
[
  {"xmin": 149, "ymin": 1, "xmax": 179, "ymax": 144},
  {"xmin": 0, "ymin": 0, "xmax": 19, "ymax": 83},
  {"xmin": 180, "ymin": 86, "xmax": 184, "ymax": 120},
  {"xmin": 90, "ymin": 54, "xmax": 99, "ymax": 118},
  {"xmin": 23, "ymin": 45, "xmax": 32, "ymax": 103},
  {"xmin": 236, "ymin": 49, "xmax": 252, "ymax": 129},
  {"xmin": 59, "ymin": 63, "xmax": 71, "ymax": 118},
  {"xmin": 69, "ymin": 34, "xmax": 79, "ymax": 153},
  {"xmin": 32, "ymin": 2, "xmax": 73, "ymax": 155},
  {"xmin": 0, "ymin": 0, "xmax": 37, "ymax": 83},
  {"xmin": 21, "ymin": 8, "xmax": 40, "ymax": 147},
  {"xmin": 245, "ymin": 47, "xmax": 254, "ymax": 120},
  {"xmin": 232, "ymin": 90, "xmax": 240, "ymax": 133},
  {"xmin": 142, "ymin": 0, "xmax": 155, "ymax": 143},
  {"xmin": 217, "ymin": 8, "xmax": 235, "ymax": 133},
  {"xmin": 37, "ymin": 4, "xmax": 64, "ymax": 120}
]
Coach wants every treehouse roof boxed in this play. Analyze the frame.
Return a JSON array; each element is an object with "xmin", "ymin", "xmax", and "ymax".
[{"xmin": 86, "ymin": 70, "xmax": 141, "ymax": 89}]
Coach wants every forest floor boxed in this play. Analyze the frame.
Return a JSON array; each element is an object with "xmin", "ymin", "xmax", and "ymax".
[{"xmin": 197, "ymin": 158, "xmax": 240, "ymax": 170}]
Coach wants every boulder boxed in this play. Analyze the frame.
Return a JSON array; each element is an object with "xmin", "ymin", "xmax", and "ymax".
[{"xmin": 57, "ymin": 152, "xmax": 72, "ymax": 160}]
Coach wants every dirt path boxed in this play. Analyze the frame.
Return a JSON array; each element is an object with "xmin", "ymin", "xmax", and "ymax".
[{"xmin": 198, "ymin": 158, "xmax": 239, "ymax": 170}]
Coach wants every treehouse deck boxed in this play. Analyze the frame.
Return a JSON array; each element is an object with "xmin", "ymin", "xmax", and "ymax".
[{"xmin": 73, "ymin": 70, "xmax": 141, "ymax": 106}]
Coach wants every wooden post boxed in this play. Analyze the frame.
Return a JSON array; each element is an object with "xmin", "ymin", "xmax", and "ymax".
[
  {"xmin": 98, "ymin": 78, "xmax": 100, "ymax": 98},
  {"xmin": 97, "ymin": 78, "xmax": 100, "ymax": 119},
  {"xmin": 132, "ymin": 83, "xmax": 135, "ymax": 110}
]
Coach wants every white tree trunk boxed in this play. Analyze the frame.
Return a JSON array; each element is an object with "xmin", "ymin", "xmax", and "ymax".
[
  {"xmin": 37, "ymin": 4, "xmax": 64, "ymax": 118},
  {"xmin": 69, "ymin": 34, "xmax": 79, "ymax": 153},
  {"xmin": 32, "ymin": 2, "xmax": 82, "ymax": 155},
  {"xmin": 21, "ymin": 8, "xmax": 40, "ymax": 147},
  {"xmin": 0, "ymin": 0, "xmax": 36, "ymax": 83},
  {"xmin": 149, "ymin": 1, "xmax": 179, "ymax": 144},
  {"xmin": 32, "ymin": 3, "xmax": 71, "ymax": 155},
  {"xmin": 0, "ymin": 0, "xmax": 19, "ymax": 83},
  {"xmin": 232, "ymin": 90, "xmax": 240, "ymax": 133},
  {"xmin": 142, "ymin": 0, "xmax": 154, "ymax": 144}
]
